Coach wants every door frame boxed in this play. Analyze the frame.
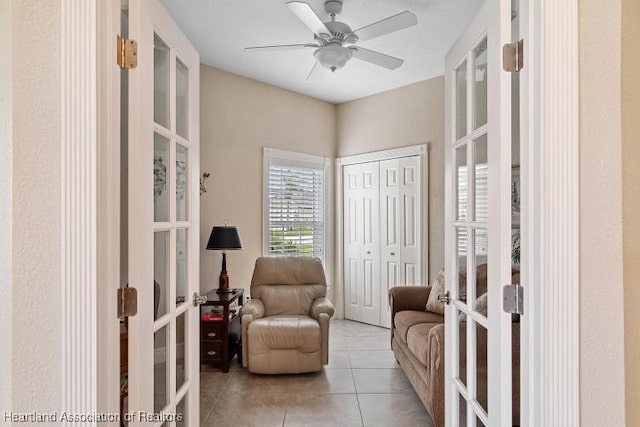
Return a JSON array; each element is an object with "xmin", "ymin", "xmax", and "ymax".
[
  {"xmin": 520, "ymin": 0, "xmax": 580, "ymax": 424},
  {"xmin": 56, "ymin": 0, "xmax": 580, "ymax": 423},
  {"xmin": 95, "ymin": 0, "xmax": 122, "ymax": 417},
  {"xmin": 334, "ymin": 144, "xmax": 429, "ymax": 320}
]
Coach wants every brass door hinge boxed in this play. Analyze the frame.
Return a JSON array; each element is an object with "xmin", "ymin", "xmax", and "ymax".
[
  {"xmin": 503, "ymin": 39, "xmax": 524, "ymax": 73},
  {"xmin": 117, "ymin": 287, "xmax": 138, "ymax": 319},
  {"xmin": 117, "ymin": 36, "xmax": 138, "ymax": 69}
]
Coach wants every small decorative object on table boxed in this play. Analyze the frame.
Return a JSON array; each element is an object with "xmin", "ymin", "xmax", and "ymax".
[{"xmin": 206, "ymin": 225, "xmax": 243, "ymax": 293}]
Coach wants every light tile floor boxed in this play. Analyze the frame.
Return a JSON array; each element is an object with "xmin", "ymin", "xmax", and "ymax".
[{"xmin": 200, "ymin": 319, "xmax": 434, "ymax": 427}]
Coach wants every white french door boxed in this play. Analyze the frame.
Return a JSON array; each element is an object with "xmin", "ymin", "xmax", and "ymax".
[
  {"xmin": 127, "ymin": 0, "xmax": 201, "ymax": 425},
  {"xmin": 444, "ymin": 0, "xmax": 514, "ymax": 426}
]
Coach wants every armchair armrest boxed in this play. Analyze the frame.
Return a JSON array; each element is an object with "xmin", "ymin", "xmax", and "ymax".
[
  {"xmin": 310, "ymin": 297, "xmax": 334, "ymax": 365},
  {"xmin": 241, "ymin": 299, "xmax": 265, "ymax": 368},
  {"xmin": 241, "ymin": 299, "xmax": 265, "ymax": 319},
  {"xmin": 310, "ymin": 297, "xmax": 335, "ymax": 320}
]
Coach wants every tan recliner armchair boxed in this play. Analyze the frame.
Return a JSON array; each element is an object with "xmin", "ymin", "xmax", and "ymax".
[{"xmin": 241, "ymin": 257, "xmax": 335, "ymax": 374}]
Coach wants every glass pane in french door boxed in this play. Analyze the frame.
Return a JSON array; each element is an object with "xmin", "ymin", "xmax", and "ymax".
[
  {"xmin": 176, "ymin": 228, "xmax": 187, "ymax": 306},
  {"xmin": 456, "ymin": 146, "xmax": 468, "ymax": 221},
  {"xmin": 154, "ymin": 34, "xmax": 170, "ymax": 129},
  {"xmin": 155, "ymin": 231, "xmax": 169, "ymax": 319},
  {"xmin": 176, "ymin": 394, "xmax": 187, "ymax": 426},
  {"xmin": 473, "ymin": 39, "xmax": 488, "ymax": 129},
  {"xmin": 473, "ymin": 135, "xmax": 488, "ymax": 222},
  {"xmin": 176, "ymin": 58, "xmax": 189, "ymax": 139},
  {"xmin": 456, "ymin": 60, "xmax": 468, "ymax": 140},
  {"xmin": 154, "ymin": 133, "xmax": 170, "ymax": 222},
  {"xmin": 154, "ymin": 324, "xmax": 169, "ymax": 412},
  {"xmin": 176, "ymin": 145, "xmax": 188, "ymax": 221},
  {"xmin": 476, "ymin": 322, "xmax": 489, "ymax": 413},
  {"xmin": 176, "ymin": 312, "xmax": 186, "ymax": 391}
]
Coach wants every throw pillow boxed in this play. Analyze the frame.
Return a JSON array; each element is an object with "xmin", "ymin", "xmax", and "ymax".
[
  {"xmin": 474, "ymin": 292, "xmax": 488, "ymax": 316},
  {"xmin": 425, "ymin": 269, "xmax": 446, "ymax": 314},
  {"xmin": 459, "ymin": 292, "xmax": 488, "ymax": 322}
]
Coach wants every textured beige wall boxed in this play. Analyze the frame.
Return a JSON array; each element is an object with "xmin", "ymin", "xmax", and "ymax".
[
  {"xmin": 200, "ymin": 65, "xmax": 337, "ymax": 296},
  {"xmin": 336, "ymin": 76, "xmax": 445, "ymax": 282},
  {"xmin": 9, "ymin": 0, "xmax": 62, "ymax": 414},
  {"xmin": 622, "ymin": 0, "xmax": 640, "ymax": 424},
  {"xmin": 0, "ymin": 0, "xmax": 13, "ymax": 415},
  {"xmin": 579, "ymin": 0, "xmax": 627, "ymax": 425}
]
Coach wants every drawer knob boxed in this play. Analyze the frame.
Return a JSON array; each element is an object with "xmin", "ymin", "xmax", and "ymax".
[
  {"xmin": 208, "ymin": 332, "xmax": 217, "ymax": 338},
  {"xmin": 207, "ymin": 351, "xmax": 216, "ymax": 356}
]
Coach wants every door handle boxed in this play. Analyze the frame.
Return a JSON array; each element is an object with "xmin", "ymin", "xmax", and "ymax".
[
  {"xmin": 438, "ymin": 291, "xmax": 451, "ymax": 305},
  {"xmin": 193, "ymin": 292, "xmax": 208, "ymax": 306},
  {"xmin": 390, "ymin": 252, "xmax": 395, "ymax": 256}
]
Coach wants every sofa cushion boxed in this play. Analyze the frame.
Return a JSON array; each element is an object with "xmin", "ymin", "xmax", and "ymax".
[
  {"xmin": 425, "ymin": 270, "xmax": 446, "ymax": 314},
  {"xmin": 394, "ymin": 310, "xmax": 444, "ymax": 343},
  {"xmin": 406, "ymin": 323, "xmax": 441, "ymax": 367}
]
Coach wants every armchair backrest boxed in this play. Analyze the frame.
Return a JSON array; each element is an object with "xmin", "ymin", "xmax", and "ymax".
[{"xmin": 250, "ymin": 257, "xmax": 327, "ymax": 316}]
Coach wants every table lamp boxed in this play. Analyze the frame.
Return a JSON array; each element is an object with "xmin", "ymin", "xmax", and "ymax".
[{"xmin": 206, "ymin": 225, "xmax": 243, "ymax": 293}]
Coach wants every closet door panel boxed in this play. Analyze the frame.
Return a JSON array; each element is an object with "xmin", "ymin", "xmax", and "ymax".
[
  {"xmin": 343, "ymin": 162, "xmax": 381, "ymax": 326},
  {"xmin": 380, "ymin": 159, "xmax": 401, "ymax": 328},
  {"xmin": 400, "ymin": 156, "xmax": 422, "ymax": 285},
  {"xmin": 343, "ymin": 164, "xmax": 362, "ymax": 321},
  {"xmin": 359, "ymin": 162, "xmax": 381, "ymax": 325}
]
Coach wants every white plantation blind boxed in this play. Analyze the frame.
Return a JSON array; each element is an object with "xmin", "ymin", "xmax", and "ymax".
[{"xmin": 264, "ymin": 149, "xmax": 327, "ymax": 260}]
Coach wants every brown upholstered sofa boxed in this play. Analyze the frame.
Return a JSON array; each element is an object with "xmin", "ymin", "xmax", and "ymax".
[{"xmin": 389, "ymin": 284, "xmax": 520, "ymax": 427}]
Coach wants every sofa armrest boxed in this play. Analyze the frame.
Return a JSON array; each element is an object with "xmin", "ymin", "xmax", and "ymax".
[
  {"xmin": 241, "ymin": 299, "xmax": 265, "ymax": 319},
  {"xmin": 389, "ymin": 286, "xmax": 431, "ymax": 317},
  {"xmin": 388, "ymin": 286, "xmax": 431, "ymax": 346},
  {"xmin": 426, "ymin": 323, "xmax": 446, "ymax": 427},
  {"xmin": 310, "ymin": 297, "xmax": 335, "ymax": 320}
]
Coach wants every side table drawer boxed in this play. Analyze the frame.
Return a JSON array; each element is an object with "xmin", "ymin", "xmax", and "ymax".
[
  {"xmin": 201, "ymin": 323, "xmax": 224, "ymax": 341},
  {"xmin": 201, "ymin": 341, "xmax": 223, "ymax": 361}
]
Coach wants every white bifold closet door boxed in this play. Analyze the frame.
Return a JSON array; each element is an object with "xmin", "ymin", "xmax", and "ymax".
[
  {"xmin": 379, "ymin": 156, "xmax": 422, "ymax": 328},
  {"xmin": 344, "ymin": 155, "xmax": 422, "ymax": 328},
  {"xmin": 344, "ymin": 161, "xmax": 381, "ymax": 326}
]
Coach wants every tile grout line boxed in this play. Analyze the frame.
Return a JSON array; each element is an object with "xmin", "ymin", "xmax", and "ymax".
[
  {"xmin": 282, "ymin": 391, "xmax": 291, "ymax": 427},
  {"xmin": 203, "ymin": 371, "xmax": 233, "ymax": 425},
  {"xmin": 350, "ymin": 360, "xmax": 366, "ymax": 427}
]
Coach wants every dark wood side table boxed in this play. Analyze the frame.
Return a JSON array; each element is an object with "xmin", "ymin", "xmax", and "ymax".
[{"xmin": 200, "ymin": 288, "xmax": 244, "ymax": 373}]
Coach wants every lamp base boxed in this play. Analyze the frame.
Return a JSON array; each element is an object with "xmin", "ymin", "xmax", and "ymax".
[
  {"xmin": 218, "ymin": 270, "xmax": 230, "ymax": 293},
  {"xmin": 215, "ymin": 288, "xmax": 235, "ymax": 294}
]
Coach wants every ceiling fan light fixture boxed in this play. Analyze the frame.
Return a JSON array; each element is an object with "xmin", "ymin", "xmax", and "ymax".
[{"xmin": 314, "ymin": 44, "xmax": 353, "ymax": 72}]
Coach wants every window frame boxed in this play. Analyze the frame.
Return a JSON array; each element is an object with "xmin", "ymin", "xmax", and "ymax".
[{"xmin": 262, "ymin": 148, "xmax": 330, "ymax": 265}]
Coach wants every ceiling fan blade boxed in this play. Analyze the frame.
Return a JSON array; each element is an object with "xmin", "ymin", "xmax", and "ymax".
[
  {"xmin": 306, "ymin": 61, "xmax": 329, "ymax": 82},
  {"xmin": 350, "ymin": 47, "xmax": 404, "ymax": 70},
  {"xmin": 353, "ymin": 11, "xmax": 418, "ymax": 42},
  {"xmin": 286, "ymin": 1, "xmax": 331, "ymax": 38},
  {"xmin": 245, "ymin": 43, "xmax": 318, "ymax": 51}
]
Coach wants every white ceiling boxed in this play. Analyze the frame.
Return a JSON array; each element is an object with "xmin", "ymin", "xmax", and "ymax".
[{"xmin": 159, "ymin": 0, "xmax": 482, "ymax": 104}]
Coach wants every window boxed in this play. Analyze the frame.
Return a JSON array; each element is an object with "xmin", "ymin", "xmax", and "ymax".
[{"xmin": 263, "ymin": 148, "xmax": 328, "ymax": 261}]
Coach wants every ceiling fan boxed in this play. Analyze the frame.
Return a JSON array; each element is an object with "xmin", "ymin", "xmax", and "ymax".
[{"xmin": 245, "ymin": 0, "xmax": 418, "ymax": 81}]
